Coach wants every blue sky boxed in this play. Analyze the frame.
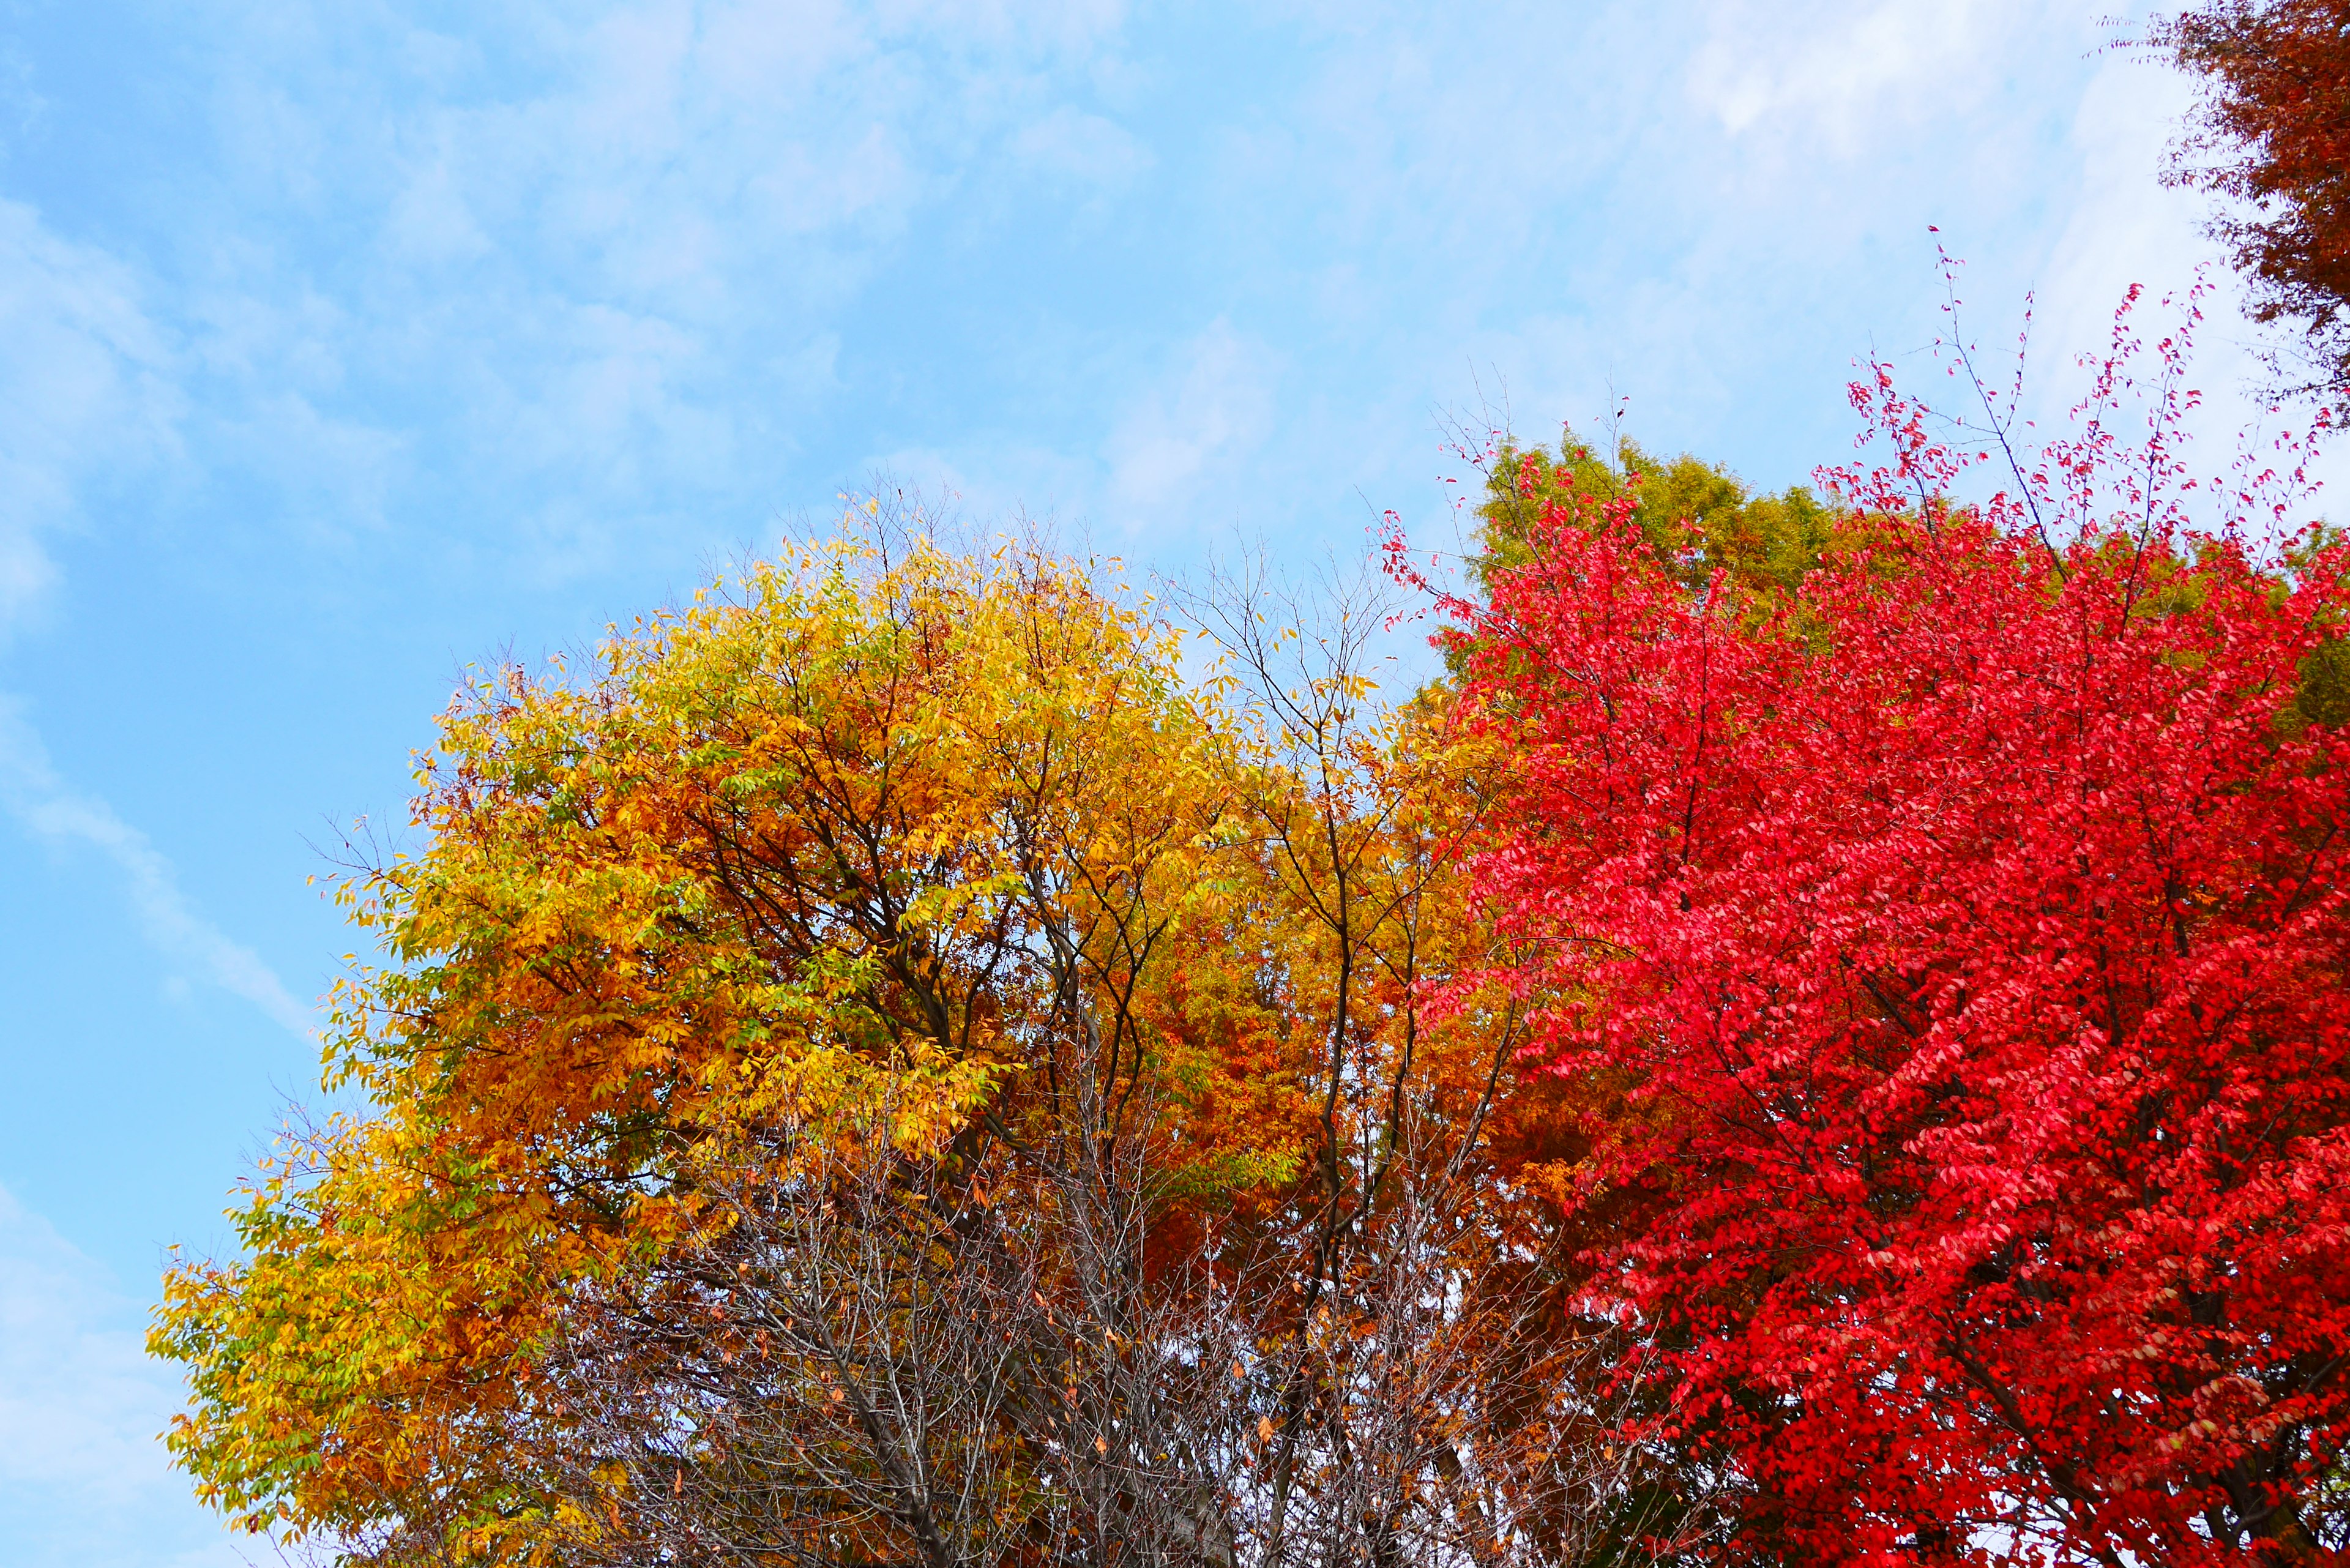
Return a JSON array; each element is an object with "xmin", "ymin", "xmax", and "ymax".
[{"xmin": 0, "ymin": 2, "xmax": 2331, "ymax": 1562}]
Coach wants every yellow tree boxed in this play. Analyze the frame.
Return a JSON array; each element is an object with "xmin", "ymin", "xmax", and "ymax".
[
  {"xmin": 154, "ymin": 529, "xmax": 1250, "ymax": 1564},
  {"xmin": 155, "ymin": 527, "xmax": 1648, "ymax": 1567}
]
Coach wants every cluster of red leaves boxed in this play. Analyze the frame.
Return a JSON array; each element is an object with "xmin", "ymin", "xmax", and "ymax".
[{"xmin": 1427, "ymin": 314, "xmax": 2350, "ymax": 1561}]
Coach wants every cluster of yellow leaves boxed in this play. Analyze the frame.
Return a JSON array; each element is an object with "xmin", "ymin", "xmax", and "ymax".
[{"xmin": 155, "ymin": 540, "xmax": 1220, "ymax": 1548}]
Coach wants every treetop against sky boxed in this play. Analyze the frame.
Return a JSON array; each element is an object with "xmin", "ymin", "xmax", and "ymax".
[{"xmin": 0, "ymin": 3, "xmax": 2343, "ymax": 1566}]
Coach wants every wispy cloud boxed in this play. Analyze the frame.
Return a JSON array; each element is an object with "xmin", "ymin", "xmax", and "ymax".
[
  {"xmin": 1103, "ymin": 320, "xmax": 1281, "ymax": 521},
  {"xmin": 1689, "ymin": 0, "xmax": 2042, "ymax": 147},
  {"xmin": 0, "ymin": 699, "xmax": 310, "ymax": 1038},
  {"xmin": 0, "ymin": 198, "xmax": 180, "ymax": 637},
  {"xmin": 1010, "ymin": 105, "xmax": 1154, "ymax": 192},
  {"xmin": 132, "ymin": 0, "xmax": 1147, "ymax": 582},
  {"xmin": 0, "ymin": 1183, "xmax": 252, "ymax": 1568}
]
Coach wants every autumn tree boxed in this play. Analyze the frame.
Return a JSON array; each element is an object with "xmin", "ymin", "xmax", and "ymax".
[
  {"xmin": 1423, "ymin": 294, "xmax": 2350, "ymax": 1562},
  {"xmin": 154, "ymin": 532, "xmax": 1251, "ymax": 1564},
  {"xmin": 154, "ymin": 521, "xmax": 1652, "ymax": 1567},
  {"xmin": 2148, "ymin": 0, "xmax": 2350, "ymax": 397}
]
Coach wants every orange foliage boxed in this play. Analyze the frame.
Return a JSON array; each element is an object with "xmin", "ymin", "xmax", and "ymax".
[{"xmin": 152, "ymin": 534, "xmax": 1613, "ymax": 1565}]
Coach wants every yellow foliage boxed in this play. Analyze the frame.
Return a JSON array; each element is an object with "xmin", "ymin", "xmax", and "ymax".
[
  {"xmin": 150, "ymin": 533, "xmax": 1584, "ymax": 1565},
  {"xmin": 153, "ymin": 537, "xmax": 1244, "ymax": 1560}
]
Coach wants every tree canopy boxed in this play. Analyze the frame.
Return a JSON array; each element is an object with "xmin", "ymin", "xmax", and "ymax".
[
  {"xmin": 154, "ymin": 534, "xmax": 1654, "ymax": 1567},
  {"xmin": 154, "ymin": 276, "xmax": 2350, "ymax": 1568},
  {"xmin": 1438, "ymin": 413, "xmax": 2350, "ymax": 1566}
]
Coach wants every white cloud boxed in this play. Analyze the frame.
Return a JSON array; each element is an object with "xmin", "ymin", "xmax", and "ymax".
[
  {"xmin": 133, "ymin": 0, "xmax": 1153, "ymax": 581},
  {"xmin": 1010, "ymin": 105, "xmax": 1152, "ymax": 189},
  {"xmin": 1103, "ymin": 321, "xmax": 1281, "ymax": 520},
  {"xmin": 386, "ymin": 154, "xmax": 493, "ymax": 266},
  {"xmin": 0, "ymin": 1184, "xmax": 253, "ymax": 1568},
  {"xmin": 2032, "ymin": 41, "xmax": 2227, "ymax": 371},
  {"xmin": 0, "ymin": 698, "xmax": 311, "ymax": 1039},
  {"xmin": 0, "ymin": 199, "xmax": 181, "ymax": 635},
  {"xmin": 1690, "ymin": 0, "xmax": 2048, "ymax": 149},
  {"xmin": 873, "ymin": 0, "xmax": 1127, "ymax": 58}
]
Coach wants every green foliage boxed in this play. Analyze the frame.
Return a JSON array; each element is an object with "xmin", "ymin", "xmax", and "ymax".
[
  {"xmin": 1475, "ymin": 428, "xmax": 1840, "ymax": 597},
  {"xmin": 2283, "ymin": 523, "xmax": 2350, "ymax": 738},
  {"xmin": 2289, "ymin": 634, "xmax": 2350, "ymax": 736}
]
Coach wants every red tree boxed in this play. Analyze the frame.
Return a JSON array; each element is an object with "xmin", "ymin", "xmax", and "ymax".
[{"xmin": 1428, "ymin": 300, "xmax": 2350, "ymax": 1563}]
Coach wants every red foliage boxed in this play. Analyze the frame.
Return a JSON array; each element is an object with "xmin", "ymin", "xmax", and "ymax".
[{"xmin": 1428, "ymin": 302, "xmax": 2350, "ymax": 1562}]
